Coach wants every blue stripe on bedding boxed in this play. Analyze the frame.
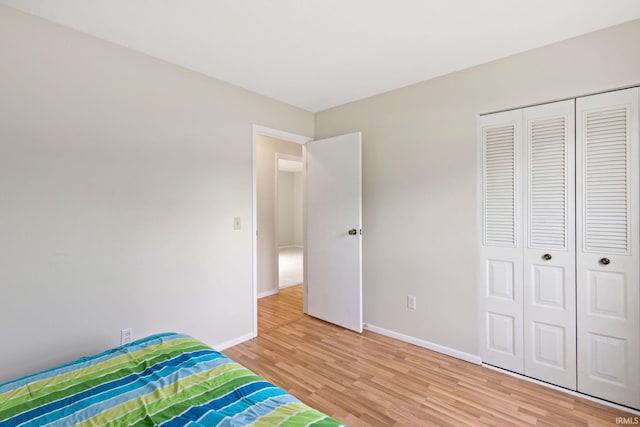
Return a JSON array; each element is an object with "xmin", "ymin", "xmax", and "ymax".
[
  {"xmin": 160, "ymin": 382, "xmax": 284, "ymax": 426},
  {"xmin": 201, "ymin": 394, "xmax": 301, "ymax": 426}
]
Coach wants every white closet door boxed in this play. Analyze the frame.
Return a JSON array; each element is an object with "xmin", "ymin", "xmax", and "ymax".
[
  {"xmin": 576, "ymin": 87, "xmax": 640, "ymax": 409},
  {"xmin": 479, "ymin": 109, "xmax": 524, "ymax": 373},
  {"xmin": 523, "ymin": 100, "xmax": 576, "ymax": 389}
]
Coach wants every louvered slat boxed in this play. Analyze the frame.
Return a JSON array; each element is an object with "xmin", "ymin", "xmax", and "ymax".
[
  {"xmin": 484, "ymin": 124, "xmax": 516, "ymax": 246},
  {"xmin": 583, "ymin": 107, "xmax": 629, "ymax": 253},
  {"xmin": 529, "ymin": 116, "xmax": 567, "ymax": 249}
]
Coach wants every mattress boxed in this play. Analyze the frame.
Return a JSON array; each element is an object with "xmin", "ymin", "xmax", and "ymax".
[{"xmin": 0, "ymin": 332, "xmax": 345, "ymax": 426}]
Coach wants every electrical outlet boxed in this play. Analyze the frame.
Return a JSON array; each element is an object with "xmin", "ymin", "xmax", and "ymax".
[
  {"xmin": 121, "ymin": 328, "xmax": 133, "ymax": 346},
  {"xmin": 234, "ymin": 217, "xmax": 241, "ymax": 230},
  {"xmin": 407, "ymin": 295, "xmax": 417, "ymax": 310}
]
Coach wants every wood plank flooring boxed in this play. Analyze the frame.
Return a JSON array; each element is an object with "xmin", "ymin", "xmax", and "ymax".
[
  {"xmin": 257, "ymin": 284, "xmax": 304, "ymax": 334},
  {"xmin": 224, "ymin": 285, "xmax": 637, "ymax": 426}
]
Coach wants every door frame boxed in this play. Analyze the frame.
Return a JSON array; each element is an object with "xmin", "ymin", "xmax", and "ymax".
[{"xmin": 252, "ymin": 125, "xmax": 312, "ymax": 337}]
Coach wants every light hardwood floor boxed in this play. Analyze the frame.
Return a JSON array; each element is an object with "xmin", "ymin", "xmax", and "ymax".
[{"xmin": 224, "ymin": 285, "xmax": 636, "ymax": 426}]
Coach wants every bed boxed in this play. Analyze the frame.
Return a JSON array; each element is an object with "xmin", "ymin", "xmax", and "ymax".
[{"xmin": 0, "ymin": 332, "xmax": 345, "ymax": 426}]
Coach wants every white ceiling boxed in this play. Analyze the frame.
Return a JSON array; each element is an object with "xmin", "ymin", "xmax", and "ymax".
[{"xmin": 3, "ymin": 0, "xmax": 640, "ymax": 112}]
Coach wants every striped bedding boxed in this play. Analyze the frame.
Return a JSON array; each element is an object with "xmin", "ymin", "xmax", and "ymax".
[{"xmin": 0, "ymin": 333, "xmax": 345, "ymax": 426}]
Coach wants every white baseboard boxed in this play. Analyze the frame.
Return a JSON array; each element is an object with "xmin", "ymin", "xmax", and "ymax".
[
  {"xmin": 258, "ymin": 289, "xmax": 279, "ymax": 299},
  {"xmin": 278, "ymin": 245, "xmax": 304, "ymax": 249},
  {"xmin": 364, "ymin": 323, "xmax": 482, "ymax": 365},
  {"xmin": 483, "ymin": 364, "xmax": 640, "ymax": 415},
  {"xmin": 214, "ymin": 332, "xmax": 254, "ymax": 351}
]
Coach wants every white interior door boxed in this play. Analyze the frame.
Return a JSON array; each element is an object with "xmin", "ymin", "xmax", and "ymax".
[
  {"xmin": 478, "ymin": 110, "xmax": 524, "ymax": 373},
  {"xmin": 305, "ymin": 132, "xmax": 362, "ymax": 332},
  {"xmin": 576, "ymin": 87, "xmax": 640, "ymax": 409},
  {"xmin": 522, "ymin": 100, "xmax": 576, "ymax": 389}
]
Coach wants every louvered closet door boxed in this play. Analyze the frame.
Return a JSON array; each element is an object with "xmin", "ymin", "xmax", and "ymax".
[
  {"xmin": 479, "ymin": 110, "xmax": 524, "ymax": 373},
  {"xmin": 576, "ymin": 87, "xmax": 640, "ymax": 409},
  {"xmin": 523, "ymin": 100, "xmax": 576, "ymax": 389}
]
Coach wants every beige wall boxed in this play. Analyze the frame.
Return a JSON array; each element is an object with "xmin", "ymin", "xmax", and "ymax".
[
  {"xmin": 0, "ymin": 5, "xmax": 313, "ymax": 382},
  {"xmin": 278, "ymin": 171, "xmax": 295, "ymax": 247},
  {"xmin": 277, "ymin": 171, "xmax": 304, "ymax": 248},
  {"xmin": 256, "ymin": 136, "xmax": 303, "ymax": 296},
  {"xmin": 315, "ymin": 19, "xmax": 640, "ymax": 356}
]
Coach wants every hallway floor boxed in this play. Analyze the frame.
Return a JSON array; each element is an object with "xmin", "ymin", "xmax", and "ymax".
[{"xmin": 279, "ymin": 246, "xmax": 303, "ymax": 288}]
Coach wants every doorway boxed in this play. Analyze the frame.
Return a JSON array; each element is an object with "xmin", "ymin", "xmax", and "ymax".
[
  {"xmin": 252, "ymin": 125, "xmax": 312, "ymax": 337},
  {"xmin": 252, "ymin": 126, "xmax": 363, "ymax": 336}
]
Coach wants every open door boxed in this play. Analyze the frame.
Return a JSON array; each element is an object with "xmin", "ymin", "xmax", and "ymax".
[{"xmin": 305, "ymin": 132, "xmax": 362, "ymax": 332}]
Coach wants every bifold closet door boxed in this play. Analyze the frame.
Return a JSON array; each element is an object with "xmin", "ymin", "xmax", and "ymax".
[
  {"xmin": 523, "ymin": 100, "xmax": 576, "ymax": 389},
  {"xmin": 576, "ymin": 87, "xmax": 640, "ymax": 409},
  {"xmin": 479, "ymin": 109, "xmax": 524, "ymax": 373}
]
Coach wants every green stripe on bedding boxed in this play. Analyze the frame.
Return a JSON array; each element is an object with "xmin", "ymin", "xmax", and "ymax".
[
  {"xmin": 277, "ymin": 408, "xmax": 337, "ymax": 427},
  {"xmin": 249, "ymin": 402, "xmax": 316, "ymax": 426}
]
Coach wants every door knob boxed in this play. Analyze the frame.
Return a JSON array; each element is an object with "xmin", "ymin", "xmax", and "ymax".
[
  {"xmin": 543, "ymin": 253, "xmax": 552, "ymax": 261},
  {"xmin": 348, "ymin": 229, "xmax": 358, "ymax": 235},
  {"xmin": 600, "ymin": 258, "xmax": 610, "ymax": 265}
]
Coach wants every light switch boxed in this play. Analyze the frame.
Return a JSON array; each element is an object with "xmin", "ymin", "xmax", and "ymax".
[{"xmin": 234, "ymin": 217, "xmax": 241, "ymax": 230}]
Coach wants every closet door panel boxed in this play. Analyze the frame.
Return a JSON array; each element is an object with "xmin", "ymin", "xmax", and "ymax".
[
  {"xmin": 479, "ymin": 110, "xmax": 524, "ymax": 373},
  {"xmin": 523, "ymin": 100, "xmax": 576, "ymax": 389},
  {"xmin": 576, "ymin": 87, "xmax": 640, "ymax": 409}
]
